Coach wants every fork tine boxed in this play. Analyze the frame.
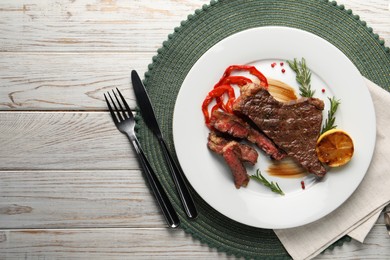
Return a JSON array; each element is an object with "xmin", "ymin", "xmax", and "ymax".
[
  {"xmin": 116, "ymin": 88, "xmax": 133, "ymax": 118},
  {"xmin": 104, "ymin": 93, "xmax": 119, "ymax": 124},
  {"xmin": 107, "ymin": 92, "xmax": 124, "ymax": 122},
  {"xmin": 112, "ymin": 89, "xmax": 128, "ymax": 120}
]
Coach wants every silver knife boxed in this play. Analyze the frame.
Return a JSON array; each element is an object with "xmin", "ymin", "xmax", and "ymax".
[{"xmin": 131, "ymin": 70, "xmax": 198, "ymax": 219}]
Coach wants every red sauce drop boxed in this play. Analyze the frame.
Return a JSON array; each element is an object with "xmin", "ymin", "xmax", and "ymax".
[
  {"xmin": 322, "ymin": 88, "xmax": 325, "ymax": 93},
  {"xmin": 281, "ymin": 69, "xmax": 286, "ymax": 73}
]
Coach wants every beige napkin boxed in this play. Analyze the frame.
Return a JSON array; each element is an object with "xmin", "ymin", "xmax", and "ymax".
[
  {"xmin": 347, "ymin": 207, "xmax": 382, "ymax": 242},
  {"xmin": 274, "ymin": 78, "xmax": 390, "ymax": 260}
]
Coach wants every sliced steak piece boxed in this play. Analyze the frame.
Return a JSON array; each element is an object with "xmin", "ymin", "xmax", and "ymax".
[
  {"xmin": 210, "ymin": 110, "xmax": 286, "ymax": 160},
  {"xmin": 207, "ymin": 131, "xmax": 258, "ymax": 188},
  {"xmin": 208, "ymin": 131, "xmax": 258, "ymax": 164},
  {"xmin": 233, "ymin": 83, "xmax": 327, "ymax": 177},
  {"xmin": 222, "ymin": 145, "xmax": 250, "ymax": 189}
]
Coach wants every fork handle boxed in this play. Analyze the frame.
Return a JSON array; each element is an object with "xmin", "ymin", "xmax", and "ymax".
[
  {"xmin": 159, "ymin": 138, "xmax": 198, "ymax": 219},
  {"xmin": 131, "ymin": 137, "xmax": 180, "ymax": 228}
]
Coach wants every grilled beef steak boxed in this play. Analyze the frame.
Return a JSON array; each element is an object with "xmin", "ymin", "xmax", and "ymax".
[
  {"xmin": 207, "ymin": 131, "xmax": 258, "ymax": 188},
  {"xmin": 233, "ymin": 83, "xmax": 327, "ymax": 177},
  {"xmin": 210, "ymin": 110, "xmax": 286, "ymax": 160}
]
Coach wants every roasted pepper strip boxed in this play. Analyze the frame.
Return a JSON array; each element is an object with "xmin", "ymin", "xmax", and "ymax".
[
  {"xmin": 216, "ymin": 65, "xmax": 268, "ymax": 87},
  {"xmin": 213, "ymin": 76, "xmax": 252, "ymax": 113},
  {"xmin": 202, "ymin": 85, "xmax": 235, "ymax": 127},
  {"xmin": 213, "ymin": 75, "xmax": 252, "ymax": 89},
  {"xmin": 202, "ymin": 65, "xmax": 268, "ymax": 128}
]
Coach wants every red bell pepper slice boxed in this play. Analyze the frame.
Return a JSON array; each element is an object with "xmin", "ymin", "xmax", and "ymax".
[
  {"xmin": 216, "ymin": 65, "xmax": 268, "ymax": 87},
  {"xmin": 202, "ymin": 85, "xmax": 235, "ymax": 128}
]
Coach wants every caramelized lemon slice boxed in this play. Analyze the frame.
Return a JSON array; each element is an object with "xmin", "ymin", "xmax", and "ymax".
[{"xmin": 316, "ymin": 129, "xmax": 354, "ymax": 167}]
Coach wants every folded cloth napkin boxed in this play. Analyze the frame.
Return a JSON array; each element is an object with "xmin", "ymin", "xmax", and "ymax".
[
  {"xmin": 347, "ymin": 206, "xmax": 382, "ymax": 242},
  {"xmin": 274, "ymin": 78, "xmax": 390, "ymax": 260}
]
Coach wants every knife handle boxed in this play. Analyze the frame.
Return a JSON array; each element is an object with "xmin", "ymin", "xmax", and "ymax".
[
  {"xmin": 159, "ymin": 139, "xmax": 198, "ymax": 219},
  {"xmin": 131, "ymin": 137, "xmax": 180, "ymax": 228}
]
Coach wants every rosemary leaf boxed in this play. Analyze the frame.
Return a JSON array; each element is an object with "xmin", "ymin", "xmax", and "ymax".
[
  {"xmin": 287, "ymin": 58, "xmax": 315, "ymax": 98},
  {"xmin": 250, "ymin": 170, "xmax": 285, "ymax": 195},
  {"xmin": 321, "ymin": 97, "xmax": 341, "ymax": 134}
]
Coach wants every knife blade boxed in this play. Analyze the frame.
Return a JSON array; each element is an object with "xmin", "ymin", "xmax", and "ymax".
[{"xmin": 131, "ymin": 70, "xmax": 198, "ymax": 219}]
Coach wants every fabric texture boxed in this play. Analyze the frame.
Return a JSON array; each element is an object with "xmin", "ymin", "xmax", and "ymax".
[
  {"xmin": 136, "ymin": 0, "xmax": 390, "ymax": 259},
  {"xmin": 347, "ymin": 206, "xmax": 382, "ymax": 242}
]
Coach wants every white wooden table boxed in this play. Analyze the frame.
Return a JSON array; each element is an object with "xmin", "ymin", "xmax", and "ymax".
[{"xmin": 0, "ymin": 0, "xmax": 389, "ymax": 259}]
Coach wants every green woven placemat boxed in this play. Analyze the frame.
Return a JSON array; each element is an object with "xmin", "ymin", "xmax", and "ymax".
[{"xmin": 137, "ymin": 0, "xmax": 390, "ymax": 259}]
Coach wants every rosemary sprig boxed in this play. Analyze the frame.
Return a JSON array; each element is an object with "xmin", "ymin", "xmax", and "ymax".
[
  {"xmin": 287, "ymin": 58, "xmax": 315, "ymax": 98},
  {"xmin": 321, "ymin": 97, "xmax": 341, "ymax": 134},
  {"xmin": 250, "ymin": 170, "xmax": 284, "ymax": 195}
]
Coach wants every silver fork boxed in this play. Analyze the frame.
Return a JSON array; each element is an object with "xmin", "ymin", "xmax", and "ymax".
[{"xmin": 104, "ymin": 88, "xmax": 180, "ymax": 228}]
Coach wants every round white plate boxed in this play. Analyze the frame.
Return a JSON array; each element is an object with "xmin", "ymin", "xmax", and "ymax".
[{"xmin": 172, "ymin": 26, "xmax": 376, "ymax": 229}]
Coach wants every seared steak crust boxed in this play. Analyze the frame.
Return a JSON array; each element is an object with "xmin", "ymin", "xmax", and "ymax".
[
  {"xmin": 210, "ymin": 110, "xmax": 286, "ymax": 160},
  {"xmin": 233, "ymin": 83, "xmax": 327, "ymax": 177},
  {"xmin": 207, "ymin": 131, "xmax": 258, "ymax": 188}
]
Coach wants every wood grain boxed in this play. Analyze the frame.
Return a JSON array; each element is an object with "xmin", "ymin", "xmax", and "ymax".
[
  {"xmin": 0, "ymin": 53, "xmax": 148, "ymax": 110},
  {"xmin": 0, "ymin": 112, "xmax": 139, "ymax": 170},
  {"xmin": 0, "ymin": 225, "xmax": 388, "ymax": 259},
  {"xmin": 0, "ymin": 0, "xmax": 388, "ymax": 53},
  {"xmin": 0, "ymin": 170, "xmax": 166, "ymax": 229},
  {"xmin": 0, "ymin": 1, "xmax": 389, "ymax": 110},
  {"xmin": 1, "ymin": 168, "xmax": 388, "ymax": 229},
  {"xmin": 0, "ymin": 0, "xmax": 209, "ymax": 52}
]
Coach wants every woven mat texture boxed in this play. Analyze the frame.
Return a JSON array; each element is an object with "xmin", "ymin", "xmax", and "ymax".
[{"xmin": 136, "ymin": 0, "xmax": 390, "ymax": 259}]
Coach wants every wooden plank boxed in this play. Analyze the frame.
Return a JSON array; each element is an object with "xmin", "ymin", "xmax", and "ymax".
[
  {"xmin": 0, "ymin": 168, "xmax": 388, "ymax": 229},
  {"xmin": 0, "ymin": 53, "xmax": 149, "ymax": 110},
  {"xmin": 0, "ymin": 2, "xmax": 389, "ymax": 111},
  {"xmin": 0, "ymin": 228, "xmax": 233, "ymax": 259},
  {"xmin": 0, "ymin": 112, "xmax": 140, "ymax": 170},
  {"xmin": 0, "ymin": 0, "xmax": 388, "ymax": 52},
  {"xmin": 318, "ymin": 225, "xmax": 390, "ymax": 259},
  {"xmin": 0, "ymin": 0, "xmax": 209, "ymax": 52},
  {"xmin": 0, "ymin": 225, "xmax": 388, "ymax": 259},
  {"xmin": 0, "ymin": 170, "xmax": 167, "ymax": 229}
]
